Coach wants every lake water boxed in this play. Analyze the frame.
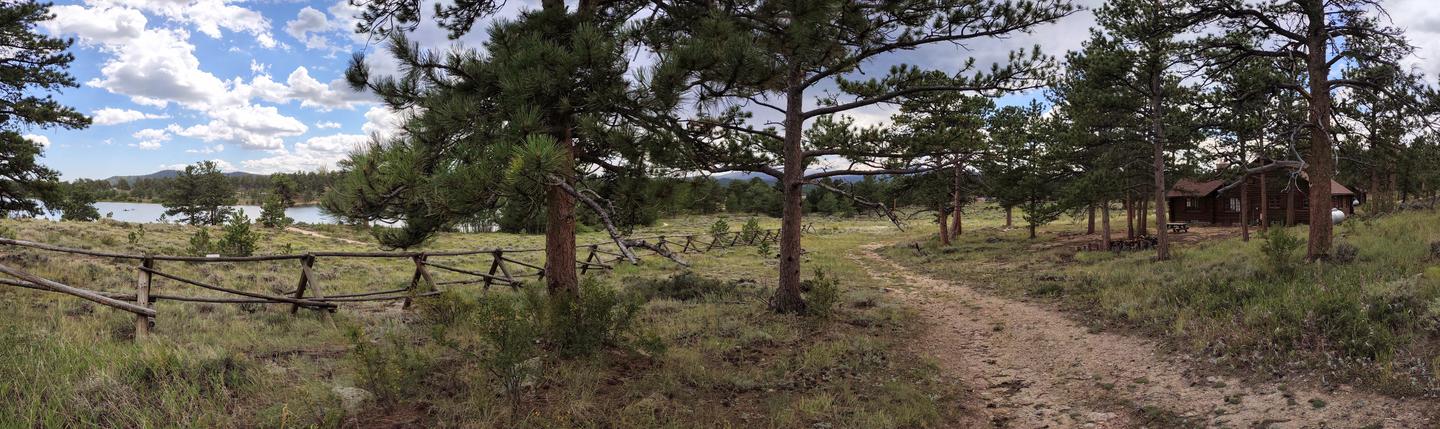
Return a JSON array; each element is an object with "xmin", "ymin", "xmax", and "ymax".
[{"xmin": 42, "ymin": 202, "xmax": 342, "ymax": 225}]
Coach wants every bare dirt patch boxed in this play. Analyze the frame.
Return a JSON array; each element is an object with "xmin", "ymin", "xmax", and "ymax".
[{"xmin": 856, "ymin": 242, "xmax": 1438, "ymax": 428}]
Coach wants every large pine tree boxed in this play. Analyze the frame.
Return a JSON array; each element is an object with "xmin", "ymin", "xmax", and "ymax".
[
  {"xmin": 0, "ymin": 1, "xmax": 89, "ymax": 216},
  {"xmin": 641, "ymin": 0, "xmax": 1076, "ymax": 313}
]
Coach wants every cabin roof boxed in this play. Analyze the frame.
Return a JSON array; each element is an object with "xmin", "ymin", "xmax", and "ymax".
[
  {"xmin": 1167, "ymin": 179, "xmax": 1224, "ymax": 198},
  {"xmin": 1296, "ymin": 171, "xmax": 1356, "ymax": 196}
]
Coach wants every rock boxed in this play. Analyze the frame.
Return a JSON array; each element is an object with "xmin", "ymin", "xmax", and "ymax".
[{"xmin": 332, "ymin": 386, "xmax": 374, "ymax": 414}]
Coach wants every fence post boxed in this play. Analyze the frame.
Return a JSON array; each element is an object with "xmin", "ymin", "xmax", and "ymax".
[
  {"xmin": 681, "ymin": 236, "xmax": 695, "ymax": 253},
  {"xmin": 134, "ymin": 257, "xmax": 154, "ymax": 340},
  {"xmin": 289, "ymin": 254, "xmax": 316, "ymax": 315},
  {"xmin": 580, "ymin": 245, "xmax": 598, "ymax": 275},
  {"xmin": 403, "ymin": 254, "xmax": 427, "ymax": 309},
  {"xmin": 706, "ymin": 233, "xmax": 720, "ymax": 252},
  {"xmin": 483, "ymin": 250, "xmax": 503, "ymax": 290}
]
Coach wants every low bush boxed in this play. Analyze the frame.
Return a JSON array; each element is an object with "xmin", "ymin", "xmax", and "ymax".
[
  {"xmin": 345, "ymin": 326, "xmax": 433, "ymax": 410},
  {"xmin": 1333, "ymin": 241, "xmax": 1359, "ymax": 264},
  {"xmin": 217, "ymin": 212, "xmax": 259, "ymax": 257},
  {"xmin": 187, "ymin": 228, "xmax": 213, "ymax": 256},
  {"xmin": 423, "ymin": 292, "xmax": 541, "ymax": 416},
  {"xmin": 1260, "ymin": 227, "xmax": 1303, "ymax": 278},
  {"xmin": 802, "ymin": 269, "xmax": 842, "ymax": 319},
  {"xmin": 630, "ymin": 271, "xmax": 736, "ymax": 302}
]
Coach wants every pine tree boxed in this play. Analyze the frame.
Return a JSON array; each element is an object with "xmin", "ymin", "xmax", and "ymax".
[
  {"xmin": 335, "ymin": 0, "xmax": 662, "ymax": 295},
  {"xmin": 644, "ymin": 0, "xmax": 1076, "ymax": 313},
  {"xmin": 0, "ymin": 0, "xmax": 90, "ymax": 216},
  {"xmin": 162, "ymin": 161, "xmax": 237, "ymax": 225},
  {"xmin": 1197, "ymin": 0, "xmax": 1413, "ymax": 260}
]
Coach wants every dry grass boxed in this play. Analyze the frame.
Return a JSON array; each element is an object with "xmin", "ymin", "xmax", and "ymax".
[{"xmin": 0, "ymin": 214, "xmax": 966, "ymax": 428}]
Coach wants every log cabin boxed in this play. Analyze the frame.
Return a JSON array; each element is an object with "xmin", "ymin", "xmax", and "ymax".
[{"xmin": 1167, "ymin": 162, "xmax": 1358, "ymax": 226}]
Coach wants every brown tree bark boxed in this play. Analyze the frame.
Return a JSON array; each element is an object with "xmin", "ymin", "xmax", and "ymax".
[
  {"xmin": 1125, "ymin": 195, "xmax": 1135, "ymax": 239},
  {"xmin": 1146, "ymin": 52, "xmax": 1170, "ymax": 260},
  {"xmin": 1139, "ymin": 196, "xmax": 1150, "ymax": 237},
  {"xmin": 1303, "ymin": 0, "xmax": 1334, "ymax": 260},
  {"xmin": 1101, "ymin": 200, "xmax": 1112, "ymax": 250},
  {"xmin": 544, "ymin": 128, "xmax": 579, "ymax": 296},
  {"xmin": 1259, "ymin": 173, "xmax": 1269, "ymax": 231},
  {"xmin": 772, "ymin": 71, "xmax": 807, "ymax": 314},
  {"xmin": 1087, "ymin": 204, "xmax": 1096, "ymax": 234},
  {"xmin": 937, "ymin": 211, "xmax": 951, "ymax": 246},
  {"xmin": 1241, "ymin": 176, "xmax": 1250, "ymax": 242},
  {"xmin": 950, "ymin": 158, "xmax": 964, "ymax": 240},
  {"xmin": 1005, "ymin": 206, "xmax": 1013, "ymax": 228}
]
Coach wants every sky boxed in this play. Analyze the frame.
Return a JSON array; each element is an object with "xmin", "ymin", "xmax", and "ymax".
[{"xmin": 22, "ymin": 0, "xmax": 1440, "ymax": 180}]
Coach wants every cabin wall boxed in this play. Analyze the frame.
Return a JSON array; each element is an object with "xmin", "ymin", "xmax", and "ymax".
[{"xmin": 1168, "ymin": 171, "xmax": 1353, "ymax": 226}]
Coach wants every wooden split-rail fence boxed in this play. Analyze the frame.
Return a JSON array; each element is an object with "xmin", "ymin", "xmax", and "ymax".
[{"xmin": 0, "ymin": 225, "xmax": 811, "ymax": 341}]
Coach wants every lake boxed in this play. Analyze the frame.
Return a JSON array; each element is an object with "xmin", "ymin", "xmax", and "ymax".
[{"xmin": 42, "ymin": 202, "xmax": 342, "ymax": 225}]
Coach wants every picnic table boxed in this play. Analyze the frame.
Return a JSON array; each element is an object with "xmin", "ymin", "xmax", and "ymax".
[{"xmin": 1166, "ymin": 222, "xmax": 1189, "ymax": 233}]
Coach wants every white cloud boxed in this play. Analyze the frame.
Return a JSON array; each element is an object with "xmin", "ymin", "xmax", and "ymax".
[
  {"xmin": 285, "ymin": 6, "xmax": 335, "ymax": 50},
  {"xmin": 249, "ymin": 59, "xmax": 269, "ymax": 75},
  {"xmin": 94, "ymin": 0, "xmax": 276, "ymax": 48},
  {"xmin": 170, "ymin": 104, "xmax": 309, "ymax": 150},
  {"xmin": 22, "ymin": 134, "xmax": 51, "ymax": 148},
  {"xmin": 41, "ymin": 5, "xmax": 147, "ymax": 44},
  {"xmin": 361, "ymin": 106, "xmax": 407, "ymax": 140},
  {"xmin": 282, "ymin": 67, "xmax": 372, "ymax": 110},
  {"xmin": 315, "ymin": 121, "xmax": 341, "ymax": 129},
  {"xmin": 241, "ymin": 133, "xmax": 369, "ymax": 173},
  {"xmin": 92, "ymin": 107, "xmax": 169, "ymax": 125},
  {"xmin": 131, "ymin": 141, "xmax": 163, "ymax": 150},
  {"xmin": 160, "ymin": 158, "xmax": 235, "ymax": 172},
  {"xmin": 185, "ymin": 144, "xmax": 225, "ymax": 154}
]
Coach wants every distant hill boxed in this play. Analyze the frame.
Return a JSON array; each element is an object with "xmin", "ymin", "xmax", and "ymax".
[{"xmin": 104, "ymin": 170, "xmax": 266, "ymax": 184}]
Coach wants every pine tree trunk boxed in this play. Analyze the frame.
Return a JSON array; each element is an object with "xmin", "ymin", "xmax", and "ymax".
[
  {"xmin": 1139, "ymin": 196, "xmax": 1150, "ymax": 236},
  {"xmin": 772, "ymin": 74, "xmax": 807, "ymax": 314},
  {"xmin": 937, "ymin": 211, "xmax": 951, "ymax": 246},
  {"xmin": 1241, "ymin": 176, "xmax": 1250, "ymax": 242},
  {"xmin": 1259, "ymin": 173, "xmax": 1269, "ymax": 231},
  {"xmin": 950, "ymin": 158, "xmax": 963, "ymax": 240},
  {"xmin": 1101, "ymin": 200, "xmax": 1112, "ymax": 250},
  {"xmin": 1028, "ymin": 224, "xmax": 1037, "ymax": 239},
  {"xmin": 545, "ymin": 128, "xmax": 579, "ymax": 297},
  {"xmin": 1087, "ymin": 204, "xmax": 1096, "ymax": 234},
  {"xmin": 1303, "ymin": 0, "xmax": 1334, "ymax": 260},
  {"xmin": 952, "ymin": 208, "xmax": 962, "ymax": 238},
  {"xmin": 1005, "ymin": 206, "xmax": 1013, "ymax": 228},
  {"xmin": 1125, "ymin": 195, "xmax": 1135, "ymax": 239},
  {"xmin": 1149, "ymin": 67, "xmax": 1169, "ymax": 260}
]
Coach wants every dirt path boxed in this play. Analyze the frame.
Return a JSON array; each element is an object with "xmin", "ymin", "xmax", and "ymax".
[
  {"xmin": 854, "ymin": 243, "xmax": 1437, "ymax": 429},
  {"xmin": 285, "ymin": 227, "xmax": 368, "ymax": 246}
]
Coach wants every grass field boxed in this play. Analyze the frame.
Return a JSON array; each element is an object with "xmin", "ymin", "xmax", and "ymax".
[
  {"xmin": 881, "ymin": 203, "xmax": 1440, "ymax": 397},
  {"xmin": 0, "ymin": 214, "xmax": 965, "ymax": 428}
]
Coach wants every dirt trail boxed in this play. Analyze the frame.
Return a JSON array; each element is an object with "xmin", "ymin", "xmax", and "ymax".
[
  {"xmin": 854, "ymin": 243, "xmax": 1437, "ymax": 429},
  {"xmin": 285, "ymin": 227, "xmax": 368, "ymax": 246}
]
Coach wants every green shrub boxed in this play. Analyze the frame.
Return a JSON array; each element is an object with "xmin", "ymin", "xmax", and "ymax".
[
  {"xmin": 423, "ymin": 292, "xmax": 541, "ymax": 416},
  {"xmin": 187, "ymin": 228, "xmax": 213, "ymax": 256},
  {"xmin": 257, "ymin": 197, "xmax": 293, "ymax": 229},
  {"xmin": 741, "ymin": 218, "xmax": 763, "ymax": 244},
  {"xmin": 1260, "ymin": 227, "xmax": 1303, "ymax": 278},
  {"xmin": 536, "ymin": 278, "xmax": 646, "ymax": 358},
  {"xmin": 629, "ymin": 271, "xmax": 741, "ymax": 302},
  {"xmin": 1333, "ymin": 241, "xmax": 1358, "ymax": 264},
  {"xmin": 803, "ymin": 269, "xmax": 841, "ymax": 319},
  {"xmin": 708, "ymin": 218, "xmax": 730, "ymax": 241},
  {"xmin": 216, "ymin": 212, "xmax": 259, "ymax": 257},
  {"xmin": 0, "ymin": 224, "xmax": 13, "ymax": 240},
  {"xmin": 127, "ymin": 225, "xmax": 145, "ymax": 246},
  {"xmin": 345, "ymin": 327, "xmax": 432, "ymax": 410}
]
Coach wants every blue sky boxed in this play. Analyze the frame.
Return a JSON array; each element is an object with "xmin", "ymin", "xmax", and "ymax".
[{"xmin": 27, "ymin": 0, "xmax": 1440, "ymax": 180}]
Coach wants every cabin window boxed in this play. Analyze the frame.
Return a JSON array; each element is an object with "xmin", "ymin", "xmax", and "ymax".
[
  {"xmin": 1185, "ymin": 198, "xmax": 1198, "ymax": 209},
  {"xmin": 1227, "ymin": 197, "xmax": 1241, "ymax": 212}
]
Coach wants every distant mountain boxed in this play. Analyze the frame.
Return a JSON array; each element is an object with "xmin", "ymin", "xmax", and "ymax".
[{"xmin": 104, "ymin": 170, "xmax": 266, "ymax": 184}]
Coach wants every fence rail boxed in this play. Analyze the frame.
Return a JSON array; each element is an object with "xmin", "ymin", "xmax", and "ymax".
[{"xmin": 0, "ymin": 225, "xmax": 810, "ymax": 341}]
